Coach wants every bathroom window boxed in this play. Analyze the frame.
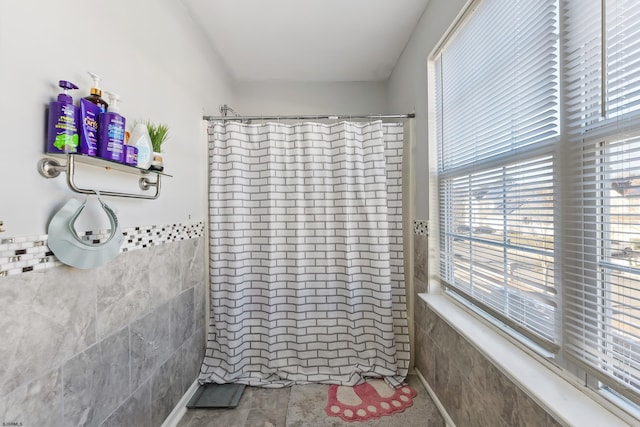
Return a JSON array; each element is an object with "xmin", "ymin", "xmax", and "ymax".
[
  {"xmin": 435, "ymin": 0, "xmax": 560, "ymax": 351},
  {"xmin": 440, "ymin": 158, "xmax": 556, "ymax": 348},
  {"xmin": 434, "ymin": 0, "xmax": 640, "ymax": 407},
  {"xmin": 565, "ymin": 135, "xmax": 640, "ymax": 403}
]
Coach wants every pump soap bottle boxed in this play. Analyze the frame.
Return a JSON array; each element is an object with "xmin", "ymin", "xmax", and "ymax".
[
  {"xmin": 46, "ymin": 80, "xmax": 80, "ymax": 153},
  {"xmin": 85, "ymin": 72, "xmax": 108, "ymax": 111},
  {"xmin": 79, "ymin": 72, "xmax": 108, "ymax": 156},
  {"xmin": 98, "ymin": 92, "xmax": 126, "ymax": 163}
]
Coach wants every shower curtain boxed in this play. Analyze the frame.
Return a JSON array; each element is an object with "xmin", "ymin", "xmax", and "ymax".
[{"xmin": 200, "ymin": 120, "xmax": 409, "ymax": 387}]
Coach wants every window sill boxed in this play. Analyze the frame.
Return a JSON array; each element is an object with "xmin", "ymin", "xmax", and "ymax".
[{"xmin": 418, "ymin": 293, "xmax": 633, "ymax": 427}]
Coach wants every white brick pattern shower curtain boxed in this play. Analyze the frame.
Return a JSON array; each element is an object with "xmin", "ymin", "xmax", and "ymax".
[{"xmin": 200, "ymin": 121, "xmax": 409, "ymax": 387}]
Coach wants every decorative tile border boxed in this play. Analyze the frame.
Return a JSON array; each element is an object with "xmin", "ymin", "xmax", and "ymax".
[
  {"xmin": 3, "ymin": 218, "xmax": 431, "ymax": 276},
  {"xmin": 0, "ymin": 221, "xmax": 204, "ymax": 278},
  {"xmin": 414, "ymin": 219, "xmax": 428, "ymax": 236}
]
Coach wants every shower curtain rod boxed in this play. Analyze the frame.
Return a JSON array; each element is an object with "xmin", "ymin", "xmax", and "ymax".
[{"xmin": 202, "ymin": 113, "xmax": 415, "ymax": 121}]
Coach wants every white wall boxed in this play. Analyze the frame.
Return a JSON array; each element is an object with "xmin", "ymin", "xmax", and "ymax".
[
  {"xmin": 386, "ymin": 0, "xmax": 468, "ymax": 218},
  {"xmin": 232, "ymin": 81, "xmax": 387, "ymax": 116},
  {"xmin": 0, "ymin": 0, "xmax": 234, "ymax": 237}
]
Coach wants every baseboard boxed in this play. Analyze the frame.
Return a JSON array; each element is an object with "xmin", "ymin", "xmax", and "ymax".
[
  {"xmin": 415, "ymin": 368, "xmax": 456, "ymax": 427},
  {"xmin": 161, "ymin": 380, "xmax": 200, "ymax": 427}
]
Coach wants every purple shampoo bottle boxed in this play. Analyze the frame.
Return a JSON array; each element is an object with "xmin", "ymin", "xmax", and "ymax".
[
  {"xmin": 98, "ymin": 92, "xmax": 126, "ymax": 163},
  {"xmin": 46, "ymin": 80, "xmax": 80, "ymax": 153}
]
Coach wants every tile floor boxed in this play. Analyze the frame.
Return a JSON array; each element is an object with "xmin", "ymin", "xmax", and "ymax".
[{"xmin": 177, "ymin": 374, "xmax": 445, "ymax": 427}]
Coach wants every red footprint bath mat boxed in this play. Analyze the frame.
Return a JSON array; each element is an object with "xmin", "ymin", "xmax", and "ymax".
[{"xmin": 325, "ymin": 378, "xmax": 417, "ymax": 422}]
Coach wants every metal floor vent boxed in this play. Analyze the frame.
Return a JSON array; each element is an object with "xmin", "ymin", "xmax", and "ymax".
[{"xmin": 186, "ymin": 383, "xmax": 246, "ymax": 409}]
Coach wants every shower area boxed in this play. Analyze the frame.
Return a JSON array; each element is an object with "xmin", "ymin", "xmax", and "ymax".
[{"xmin": 197, "ymin": 110, "xmax": 415, "ymax": 390}]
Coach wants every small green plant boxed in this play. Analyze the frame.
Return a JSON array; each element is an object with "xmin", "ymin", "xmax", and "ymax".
[{"xmin": 146, "ymin": 121, "xmax": 169, "ymax": 153}]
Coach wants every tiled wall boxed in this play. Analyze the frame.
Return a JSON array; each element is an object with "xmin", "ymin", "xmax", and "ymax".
[
  {"xmin": 412, "ymin": 232, "xmax": 561, "ymax": 426},
  {"xmin": 0, "ymin": 225, "xmax": 207, "ymax": 427},
  {"xmin": 0, "ymin": 222, "xmax": 204, "ymax": 277}
]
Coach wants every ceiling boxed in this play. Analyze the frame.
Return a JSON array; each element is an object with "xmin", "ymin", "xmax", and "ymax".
[{"xmin": 182, "ymin": 0, "xmax": 430, "ymax": 83}]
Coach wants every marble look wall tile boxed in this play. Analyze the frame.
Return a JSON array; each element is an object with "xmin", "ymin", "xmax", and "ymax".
[
  {"xmin": 149, "ymin": 242, "xmax": 190, "ymax": 304},
  {"xmin": 449, "ymin": 348, "xmax": 505, "ymax": 427},
  {"xmin": 171, "ymin": 288, "xmax": 195, "ymax": 351},
  {"xmin": 151, "ymin": 349, "xmax": 184, "ymax": 427},
  {"xmin": 451, "ymin": 328, "xmax": 560, "ymax": 426},
  {"xmin": 180, "ymin": 328, "xmax": 205, "ymax": 394},
  {"xmin": 434, "ymin": 317, "xmax": 477, "ymax": 372},
  {"xmin": 182, "ymin": 238, "xmax": 205, "ymax": 292},
  {"xmin": 453, "ymin": 336, "xmax": 486, "ymax": 396},
  {"xmin": 429, "ymin": 328, "xmax": 503, "ymax": 426},
  {"xmin": 490, "ymin": 363, "xmax": 562, "ymax": 427},
  {"xmin": 432, "ymin": 311, "xmax": 463, "ymax": 355},
  {"xmin": 414, "ymin": 300, "xmax": 440, "ymax": 389},
  {"xmin": 414, "ymin": 324, "xmax": 436, "ymax": 387},
  {"xmin": 442, "ymin": 347, "xmax": 508, "ymax": 427},
  {"xmin": 431, "ymin": 339, "xmax": 464, "ymax": 422},
  {"xmin": 0, "ymin": 266, "xmax": 96, "ymax": 396},
  {"xmin": 414, "ymin": 294, "xmax": 427, "ymax": 327},
  {"xmin": 194, "ymin": 279, "xmax": 207, "ymax": 333},
  {"xmin": 0, "ymin": 368, "xmax": 63, "ymax": 427},
  {"xmin": 456, "ymin": 375, "xmax": 505, "ymax": 427},
  {"xmin": 421, "ymin": 300, "xmax": 440, "ymax": 334},
  {"xmin": 100, "ymin": 380, "xmax": 152, "ymax": 427},
  {"xmin": 63, "ymin": 326, "xmax": 130, "ymax": 426},
  {"xmin": 417, "ymin": 304, "xmax": 562, "ymax": 427},
  {"xmin": 0, "ymin": 232, "xmax": 203, "ymax": 427},
  {"xmin": 96, "ymin": 248, "xmax": 152, "ymax": 340},
  {"xmin": 96, "ymin": 237, "xmax": 203, "ymax": 341},
  {"xmin": 131, "ymin": 300, "xmax": 173, "ymax": 389},
  {"xmin": 414, "ymin": 234, "xmax": 428, "ymax": 294},
  {"xmin": 509, "ymin": 387, "xmax": 562, "ymax": 427},
  {"xmin": 154, "ymin": 328, "xmax": 204, "ymax": 426}
]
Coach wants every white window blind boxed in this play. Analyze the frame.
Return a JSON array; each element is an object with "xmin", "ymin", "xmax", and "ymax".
[
  {"xmin": 565, "ymin": 0, "xmax": 640, "ymax": 404},
  {"xmin": 435, "ymin": 0, "xmax": 640, "ymax": 410},
  {"xmin": 436, "ymin": 0, "xmax": 559, "ymax": 174},
  {"xmin": 436, "ymin": 0, "xmax": 560, "ymax": 351}
]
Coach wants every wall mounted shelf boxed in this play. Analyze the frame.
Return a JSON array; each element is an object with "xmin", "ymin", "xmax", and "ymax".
[{"xmin": 38, "ymin": 154, "xmax": 171, "ymax": 200}]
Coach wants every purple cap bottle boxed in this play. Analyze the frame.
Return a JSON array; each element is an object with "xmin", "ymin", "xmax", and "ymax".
[
  {"xmin": 46, "ymin": 80, "xmax": 80, "ymax": 153},
  {"xmin": 57, "ymin": 80, "xmax": 78, "ymax": 103}
]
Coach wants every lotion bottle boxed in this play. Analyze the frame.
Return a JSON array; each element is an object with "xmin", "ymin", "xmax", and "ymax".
[
  {"xmin": 129, "ymin": 123, "xmax": 153, "ymax": 169},
  {"xmin": 85, "ymin": 72, "xmax": 108, "ymax": 112},
  {"xmin": 46, "ymin": 80, "xmax": 80, "ymax": 153},
  {"xmin": 98, "ymin": 92, "xmax": 126, "ymax": 163},
  {"xmin": 79, "ymin": 72, "xmax": 108, "ymax": 156}
]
